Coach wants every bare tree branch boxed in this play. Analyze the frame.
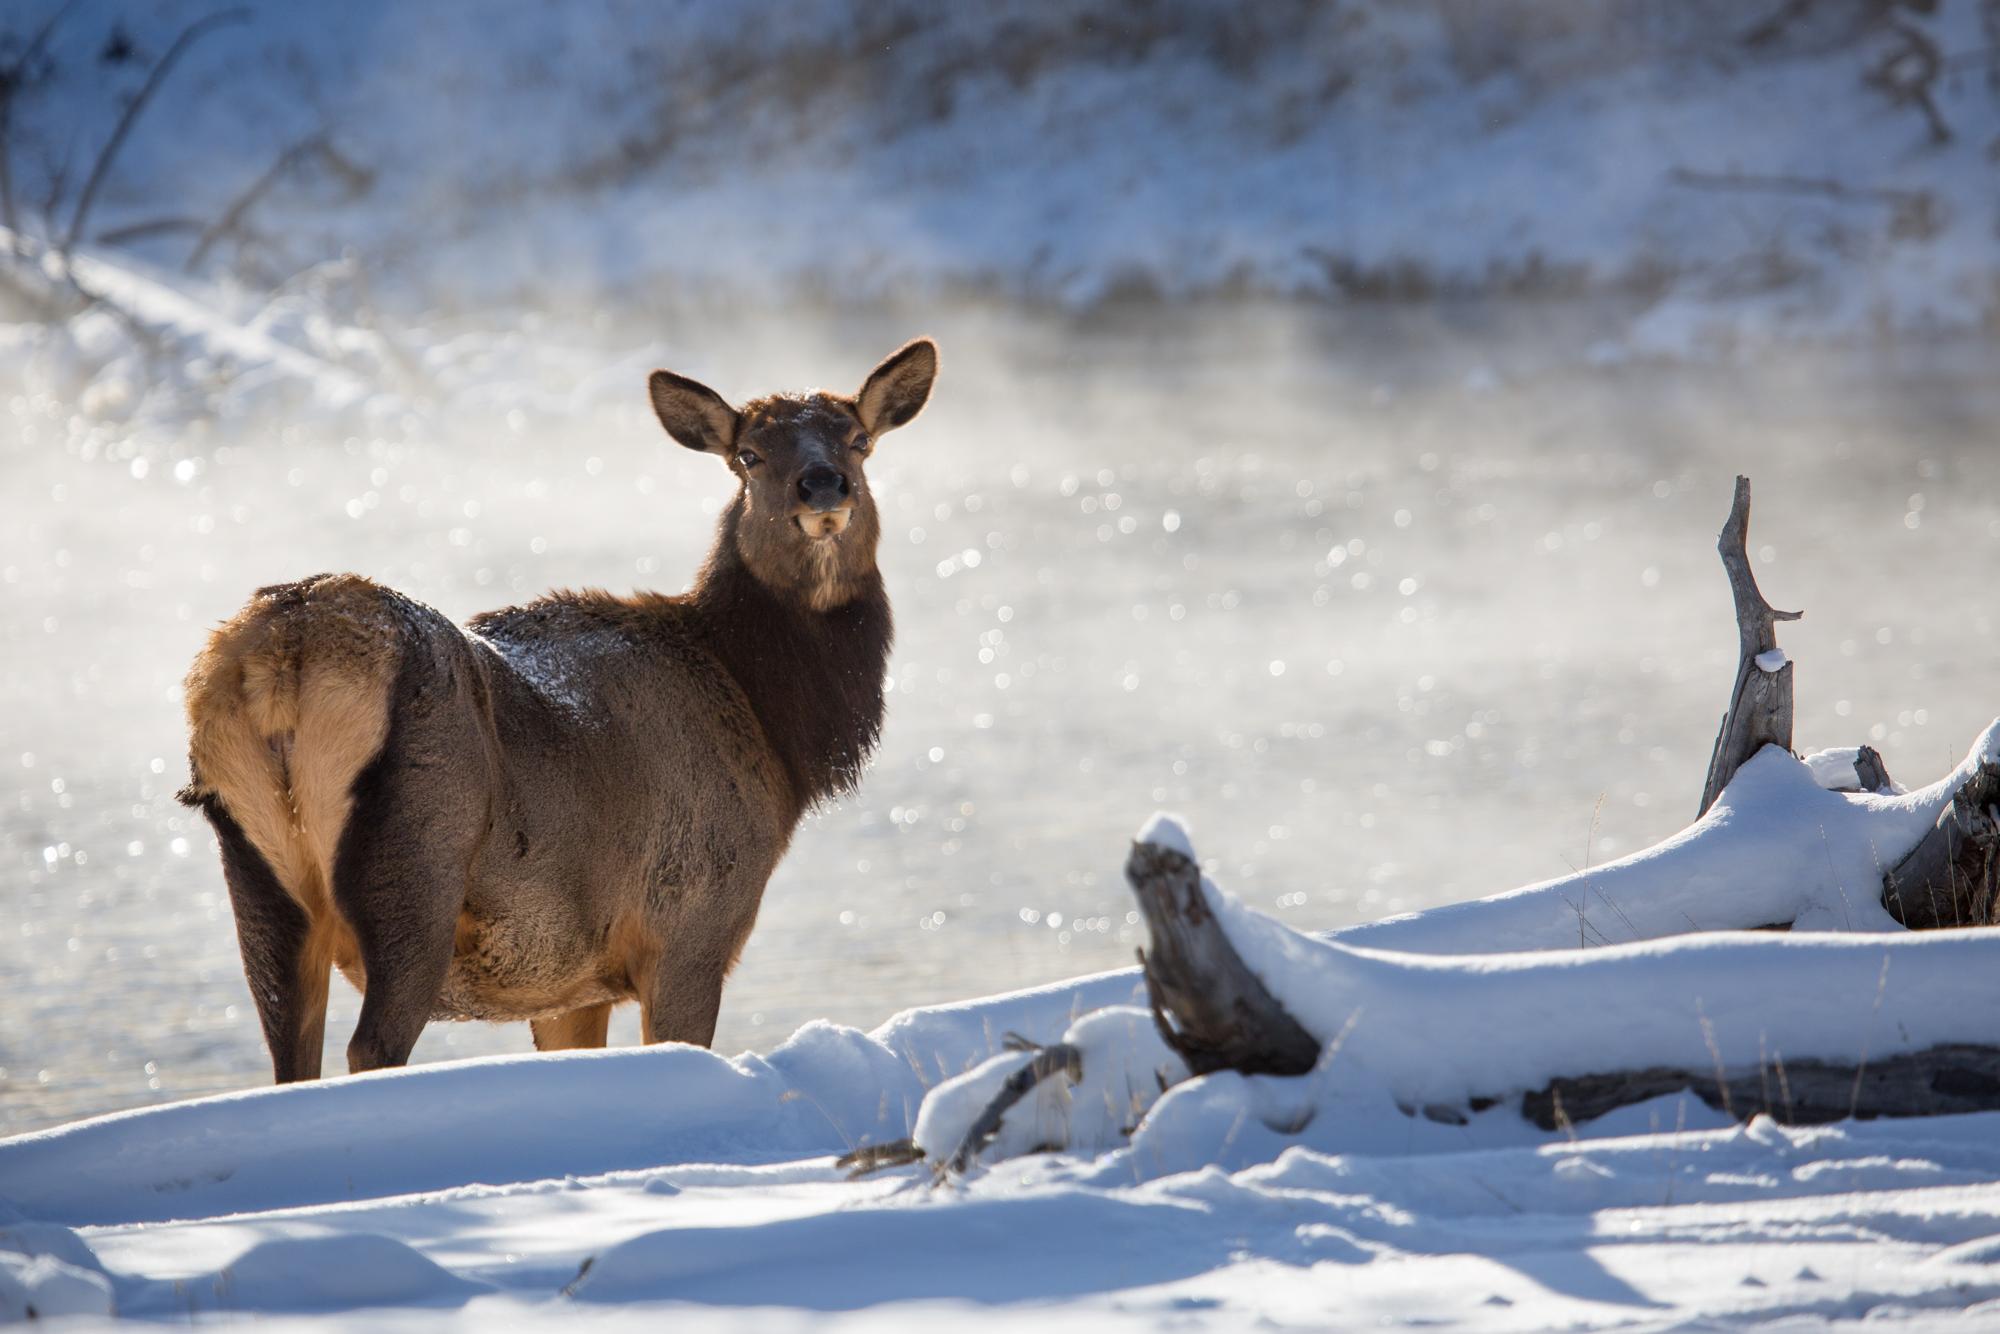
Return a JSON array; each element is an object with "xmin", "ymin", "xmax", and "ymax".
[
  {"xmin": 185, "ymin": 132, "xmax": 326, "ymax": 273},
  {"xmin": 944, "ymin": 1042, "xmax": 1083, "ymax": 1174},
  {"xmin": 0, "ymin": 0, "xmax": 81, "ymax": 244},
  {"xmin": 58, "ymin": 7, "xmax": 250, "ymax": 261}
]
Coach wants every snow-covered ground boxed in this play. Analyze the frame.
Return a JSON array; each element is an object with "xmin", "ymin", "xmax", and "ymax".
[{"xmin": 13, "ymin": 794, "xmax": 2000, "ymax": 1329}]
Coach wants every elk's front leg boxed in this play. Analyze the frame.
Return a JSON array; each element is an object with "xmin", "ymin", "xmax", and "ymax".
[
  {"xmin": 637, "ymin": 880, "xmax": 764, "ymax": 1048},
  {"xmin": 640, "ymin": 959, "xmax": 730, "ymax": 1047}
]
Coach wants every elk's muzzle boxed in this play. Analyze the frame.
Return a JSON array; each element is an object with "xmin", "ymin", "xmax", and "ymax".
[{"xmin": 797, "ymin": 466, "xmax": 850, "ymax": 513}]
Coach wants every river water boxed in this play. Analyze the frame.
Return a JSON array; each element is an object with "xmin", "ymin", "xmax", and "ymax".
[{"xmin": 4, "ymin": 299, "xmax": 1996, "ymax": 1133}]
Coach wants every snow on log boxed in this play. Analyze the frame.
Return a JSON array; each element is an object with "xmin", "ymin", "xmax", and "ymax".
[
  {"xmin": 1699, "ymin": 475, "xmax": 1802, "ymax": 817},
  {"xmin": 1332, "ymin": 725, "xmax": 2000, "ymax": 953},
  {"xmin": 1127, "ymin": 816, "xmax": 2000, "ymax": 1131}
]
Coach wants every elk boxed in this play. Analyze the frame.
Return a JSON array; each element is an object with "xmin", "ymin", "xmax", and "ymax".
[{"xmin": 178, "ymin": 339, "xmax": 938, "ymax": 1080}]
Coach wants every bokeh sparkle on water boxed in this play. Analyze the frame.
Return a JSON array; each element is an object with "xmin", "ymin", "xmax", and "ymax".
[{"xmin": 4, "ymin": 302, "xmax": 1997, "ymax": 1133}]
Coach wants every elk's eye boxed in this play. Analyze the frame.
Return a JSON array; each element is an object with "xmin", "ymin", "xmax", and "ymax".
[
  {"xmin": 849, "ymin": 439, "xmax": 869, "ymax": 455},
  {"xmin": 736, "ymin": 449, "xmax": 762, "ymax": 469}
]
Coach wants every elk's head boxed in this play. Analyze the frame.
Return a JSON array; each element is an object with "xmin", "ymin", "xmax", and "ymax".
[{"xmin": 649, "ymin": 339, "xmax": 938, "ymax": 612}]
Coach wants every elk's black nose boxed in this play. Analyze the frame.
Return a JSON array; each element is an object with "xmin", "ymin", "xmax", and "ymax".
[{"xmin": 797, "ymin": 466, "xmax": 849, "ymax": 511}]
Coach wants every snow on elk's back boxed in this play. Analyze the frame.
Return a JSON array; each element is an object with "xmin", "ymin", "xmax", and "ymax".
[{"xmin": 474, "ymin": 617, "xmax": 632, "ymax": 721}]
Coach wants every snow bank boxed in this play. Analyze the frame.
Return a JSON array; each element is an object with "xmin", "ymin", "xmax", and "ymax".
[
  {"xmin": 0, "ymin": 1022, "xmax": 920, "ymax": 1228},
  {"xmin": 918, "ymin": 799, "xmax": 2000, "ymax": 1174},
  {"xmin": 0, "ymin": 1249, "xmax": 113, "ymax": 1321}
]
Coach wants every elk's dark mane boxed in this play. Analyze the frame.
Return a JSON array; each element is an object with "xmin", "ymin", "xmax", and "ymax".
[{"xmin": 687, "ymin": 497, "xmax": 892, "ymax": 814}]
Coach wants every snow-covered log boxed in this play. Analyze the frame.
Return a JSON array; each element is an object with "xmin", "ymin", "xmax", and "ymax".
[{"xmin": 1125, "ymin": 816, "xmax": 2000, "ymax": 1131}]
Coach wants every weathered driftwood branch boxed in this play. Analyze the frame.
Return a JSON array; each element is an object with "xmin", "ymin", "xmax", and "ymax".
[
  {"xmin": 1884, "ymin": 758, "xmax": 2000, "ymax": 929},
  {"xmin": 943, "ymin": 1042, "xmax": 1082, "ymax": 1174},
  {"xmin": 1128, "ymin": 839, "xmax": 1320, "ymax": 1078},
  {"xmin": 1699, "ymin": 475, "xmax": 1802, "ymax": 816},
  {"xmin": 834, "ymin": 1138, "xmax": 925, "ymax": 1179},
  {"xmin": 1524, "ymin": 1043, "xmax": 2000, "ymax": 1131},
  {"xmin": 834, "ymin": 1040, "xmax": 1087, "ymax": 1178}
]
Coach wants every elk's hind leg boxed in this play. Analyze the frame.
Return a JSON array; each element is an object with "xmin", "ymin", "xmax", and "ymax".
[
  {"xmin": 202, "ymin": 799, "xmax": 330, "ymax": 1081},
  {"xmin": 531, "ymin": 1002, "xmax": 613, "ymax": 1051},
  {"xmin": 331, "ymin": 712, "xmax": 488, "ymax": 1075}
]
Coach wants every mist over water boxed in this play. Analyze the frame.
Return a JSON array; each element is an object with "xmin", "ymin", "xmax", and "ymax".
[{"xmin": 4, "ymin": 297, "xmax": 1996, "ymax": 1132}]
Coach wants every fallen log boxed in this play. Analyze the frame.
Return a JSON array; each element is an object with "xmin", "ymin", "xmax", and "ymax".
[
  {"xmin": 1523, "ymin": 1044, "xmax": 2000, "ymax": 1131},
  {"xmin": 1123, "ymin": 819, "xmax": 2000, "ymax": 1136}
]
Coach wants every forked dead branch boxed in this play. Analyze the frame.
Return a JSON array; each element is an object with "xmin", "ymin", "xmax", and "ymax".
[{"xmin": 1698, "ymin": 475, "xmax": 1801, "ymax": 817}]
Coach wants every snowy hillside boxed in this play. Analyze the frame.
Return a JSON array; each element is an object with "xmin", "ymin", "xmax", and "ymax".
[{"xmin": 2, "ymin": 0, "xmax": 1995, "ymax": 342}]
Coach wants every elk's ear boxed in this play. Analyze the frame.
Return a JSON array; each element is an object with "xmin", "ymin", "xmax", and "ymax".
[
  {"xmin": 649, "ymin": 369, "xmax": 740, "ymax": 455},
  {"xmin": 855, "ymin": 338, "xmax": 938, "ymax": 437}
]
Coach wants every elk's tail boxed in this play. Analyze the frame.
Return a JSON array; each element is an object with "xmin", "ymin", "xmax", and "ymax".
[{"xmin": 180, "ymin": 573, "xmax": 402, "ymax": 922}]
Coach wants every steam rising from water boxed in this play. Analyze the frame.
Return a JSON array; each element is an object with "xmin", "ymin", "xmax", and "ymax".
[{"xmin": 3, "ymin": 298, "xmax": 1997, "ymax": 1132}]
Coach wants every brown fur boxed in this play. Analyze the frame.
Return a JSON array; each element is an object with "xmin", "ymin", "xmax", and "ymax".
[{"xmin": 183, "ymin": 340, "xmax": 939, "ymax": 1080}]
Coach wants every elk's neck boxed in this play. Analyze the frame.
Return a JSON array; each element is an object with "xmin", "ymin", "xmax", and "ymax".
[{"xmin": 688, "ymin": 512, "xmax": 892, "ymax": 815}]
